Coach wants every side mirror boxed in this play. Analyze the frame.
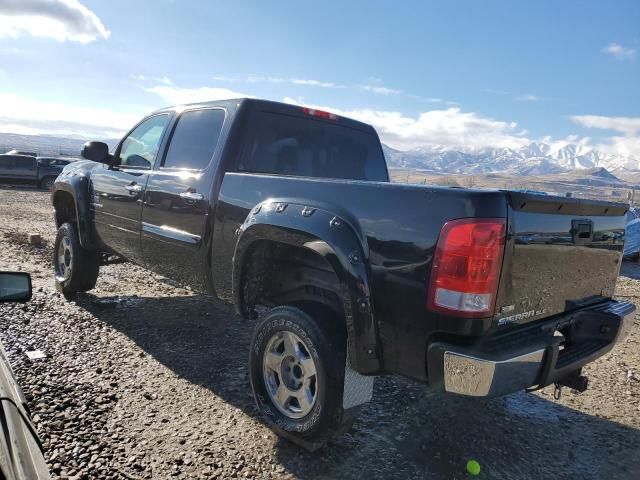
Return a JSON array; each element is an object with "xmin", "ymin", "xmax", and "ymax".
[
  {"xmin": 0, "ymin": 272, "xmax": 32, "ymax": 303},
  {"xmin": 81, "ymin": 141, "xmax": 112, "ymax": 165}
]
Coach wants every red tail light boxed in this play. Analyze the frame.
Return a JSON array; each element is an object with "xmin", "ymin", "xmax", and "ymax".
[
  {"xmin": 427, "ymin": 218, "xmax": 506, "ymax": 318},
  {"xmin": 301, "ymin": 107, "xmax": 338, "ymax": 120}
]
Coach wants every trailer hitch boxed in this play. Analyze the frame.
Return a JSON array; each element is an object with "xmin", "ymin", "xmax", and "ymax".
[
  {"xmin": 553, "ymin": 384, "xmax": 562, "ymax": 400},
  {"xmin": 554, "ymin": 369, "xmax": 589, "ymax": 399}
]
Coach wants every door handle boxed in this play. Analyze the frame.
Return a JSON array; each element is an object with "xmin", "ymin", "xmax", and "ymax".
[
  {"xmin": 179, "ymin": 191, "xmax": 204, "ymax": 201},
  {"xmin": 126, "ymin": 184, "xmax": 143, "ymax": 195}
]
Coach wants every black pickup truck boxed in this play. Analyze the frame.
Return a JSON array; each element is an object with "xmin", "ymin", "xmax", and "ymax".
[{"xmin": 51, "ymin": 98, "xmax": 635, "ymax": 447}]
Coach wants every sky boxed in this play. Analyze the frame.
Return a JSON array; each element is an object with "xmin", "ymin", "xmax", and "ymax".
[{"xmin": 0, "ymin": 0, "xmax": 638, "ymax": 157}]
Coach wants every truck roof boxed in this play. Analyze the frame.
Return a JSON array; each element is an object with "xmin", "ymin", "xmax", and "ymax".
[{"xmin": 151, "ymin": 98, "xmax": 377, "ymax": 135}]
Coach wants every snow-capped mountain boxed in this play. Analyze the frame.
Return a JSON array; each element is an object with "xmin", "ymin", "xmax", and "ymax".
[{"xmin": 383, "ymin": 142, "xmax": 639, "ymax": 175}]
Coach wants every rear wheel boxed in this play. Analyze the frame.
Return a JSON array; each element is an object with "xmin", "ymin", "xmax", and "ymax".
[
  {"xmin": 249, "ymin": 306, "xmax": 357, "ymax": 450},
  {"xmin": 54, "ymin": 222, "xmax": 99, "ymax": 297}
]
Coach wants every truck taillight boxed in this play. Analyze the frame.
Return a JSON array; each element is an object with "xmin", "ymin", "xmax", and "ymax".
[
  {"xmin": 301, "ymin": 107, "xmax": 338, "ymax": 120},
  {"xmin": 427, "ymin": 218, "xmax": 506, "ymax": 318}
]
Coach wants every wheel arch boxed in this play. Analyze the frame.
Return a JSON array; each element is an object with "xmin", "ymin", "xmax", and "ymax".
[
  {"xmin": 51, "ymin": 176, "xmax": 95, "ymax": 250},
  {"xmin": 233, "ymin": 199, "xmax": 381, "ymax": 374}
]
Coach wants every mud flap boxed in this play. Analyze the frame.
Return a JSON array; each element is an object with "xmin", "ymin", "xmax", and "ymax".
[
  {"xmin": 342, "ymin": 357, "xmax": 374, "ymax": 409},
  {"xmin": 276, "ymin": 356, "xmax": 374, "ymax": 452}
]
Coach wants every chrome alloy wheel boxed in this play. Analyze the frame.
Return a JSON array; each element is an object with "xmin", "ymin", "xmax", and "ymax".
[
  {"xmin": 56, "ymin": 235, "xmax": 73, "ymax": 282},
  {"xmin": 262, "ymin": 330, "xmax": 318, "ymax": 419}
]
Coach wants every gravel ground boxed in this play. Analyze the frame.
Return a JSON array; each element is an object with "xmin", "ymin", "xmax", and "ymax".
[{"xmin": 0, "ymin": 184, "xmax": 639, "ymax": 480}]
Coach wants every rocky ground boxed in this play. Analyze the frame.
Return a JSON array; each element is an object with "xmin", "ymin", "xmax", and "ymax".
[{"xmin": 0, "ymin": 185, "xmax": 639, "ymax": 480}]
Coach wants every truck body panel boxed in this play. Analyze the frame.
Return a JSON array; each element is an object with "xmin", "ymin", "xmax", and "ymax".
[{"xmin": 495, "ymin": 192, "xmax": 626, "ymax": 329}]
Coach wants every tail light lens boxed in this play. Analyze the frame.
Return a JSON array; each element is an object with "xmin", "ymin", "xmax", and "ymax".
[{"xmin": 427, "ymin": 218, "xmax": 506, "ymax": 318}]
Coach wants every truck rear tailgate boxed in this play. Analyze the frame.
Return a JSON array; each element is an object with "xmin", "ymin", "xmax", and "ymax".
[{"xmin": 494, "ymin": 192, "xmax": 627, "ymax": 327}]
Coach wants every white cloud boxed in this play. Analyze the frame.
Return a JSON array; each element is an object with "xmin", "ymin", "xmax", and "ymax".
[
  {"xmin": 0, "ymin": 0, "xmax": 110, "ymax": 43},
  {"xmin": 247, "ymin": 75, "xmax": 279, "ymax": 83},
  {"xmin": 283, "ymin": 96, "xmax": 528, "ymax": 151},
  {"xmin": 247, "ymin": 75, "xmax": 343, "ymax": 88},
  {"xmin": 542, "ymin": 134, "xmax": 593, "ymax": 154},
  {"xmin": 571, "ymin": 114, "xmax": 640, "ymax": 135},
  {"xmin": 517, "ymin": 93, "xmax": 540, "ymax": 102},
  {"xmin": 130, "ymin": 74, "xmax": 146, "ymax": 81},
  {"xmin": 144, "ymin": 85, "xmax": 252, "ymax": 105},
  {"xmin": 0, "ymin": 92, "xmax": 143, "ymax": 138},
  {"xmin": 360, "ymin": 84, "xmax": 402, "ymax": 96},
  {"xmin": 352, "ymin": 108, "xmax": 530, "ymax": 150},
  {"xmin": 602, "ymin": 42, "xmax": 636, "ymax": 60},
  {"xmin": 239, "ymin": 75, "xmax": 426, "ymax": 100},
  {"xmin": 155, "ymin": 76, "xmax": 173, "ymax": 85},
  {"xmin": 571, "ymin": 114, "xmax": 640, "ymax": 158},
  {"xmin": 291, "ymin": 78, "xmax": 341, "ymax": 88}
]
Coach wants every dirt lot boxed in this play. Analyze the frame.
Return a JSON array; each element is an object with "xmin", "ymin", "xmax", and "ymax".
[{"xmin": 1, "ymin": 185, "xmax": 639, "ymax": 480}]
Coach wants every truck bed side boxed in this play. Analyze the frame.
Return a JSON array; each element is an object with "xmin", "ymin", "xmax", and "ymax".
[{"xmin": 212, "ymin": 173, "xmax": 508, "ymax": 379}]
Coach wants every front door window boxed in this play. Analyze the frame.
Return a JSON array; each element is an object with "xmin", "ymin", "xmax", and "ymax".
[{"xmin": 118, "ymin": 115, "xmax": 170, "ymax": 169}]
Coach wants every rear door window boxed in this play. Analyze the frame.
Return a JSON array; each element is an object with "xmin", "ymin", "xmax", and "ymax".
[
  {"xmin": 162, "ymin": 109, "xmax": 225, "ymax": 170},
  {"xmin": 237, "ymin": 111, "xmax": 388, "ymax": 181}
]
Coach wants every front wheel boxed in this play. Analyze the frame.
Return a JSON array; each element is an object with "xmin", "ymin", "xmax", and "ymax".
[
  {"xmin": 54, "ymin": 222, "xmax": 99, "ymax": 297},
  {"xmin": 249, "ymin": 306, "xmax": 357, "ymax": 450}
]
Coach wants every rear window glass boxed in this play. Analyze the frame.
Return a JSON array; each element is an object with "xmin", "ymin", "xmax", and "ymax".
[{"xmin": 237, "ymin": 111, "xmax": 388, "ymax": 181}]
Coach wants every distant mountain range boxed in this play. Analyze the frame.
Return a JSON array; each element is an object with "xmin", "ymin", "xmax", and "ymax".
[
  {"xmin": 383, "ymin": 142, "xmax": 639, "ymax": 175},
  {"xmin": 0, "ymin": 132, "xmax": 116, "ymax": 158},
  {"xmin": 1, "ymin": 131, "xmax": 637, "ymax": 179}
]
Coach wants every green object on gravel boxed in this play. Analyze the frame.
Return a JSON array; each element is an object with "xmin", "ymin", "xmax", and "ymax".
[{"xmin": 467, "ymin": 459, "xmax": 481, "ymax": 476}]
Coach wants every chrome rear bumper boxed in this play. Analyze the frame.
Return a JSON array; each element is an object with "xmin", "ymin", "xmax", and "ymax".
[
  {"xmin": 427, "ymin": 300, "xmax": 635, "ymax": 398},
  {"xmin": 443, "ymin": 349, "xmax": 545, "ymax": 397}
]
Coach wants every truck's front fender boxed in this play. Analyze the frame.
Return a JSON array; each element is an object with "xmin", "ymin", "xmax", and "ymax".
[
  {"xmin": 51, "ymin": 173, "xmax": 95, "ymax": 250},
  {"xmin": 232, "ymin": 199, "xmax": 381, "ymax": 375}
]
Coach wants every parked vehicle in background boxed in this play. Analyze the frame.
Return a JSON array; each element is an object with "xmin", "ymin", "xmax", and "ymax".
[
  {"xmin": 51, "ymin": 98, "xmax": 634, "ymax": 449},
  {"xmin": 624, "ymin": 207, "xmax": 640, "ymax": 258},
  {"xmin": 4, "ymin": 149, "xmax": 37, "ymax": 157},
  {"xmin": 0, "ymin": 272, "xmax": 51, "ymax": 480},
  {"xmin": 0, "ymin": 154, "xmax": 73, "ymax": 189},
  {"xmin": 37, "ymin": 157, "xmax": 75, "ymax": 168}
]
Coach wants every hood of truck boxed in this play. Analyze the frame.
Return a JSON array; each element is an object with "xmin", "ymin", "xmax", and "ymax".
[{"xmin": 494, "ymin": 192, "xmax": 627, "ymax": 327}]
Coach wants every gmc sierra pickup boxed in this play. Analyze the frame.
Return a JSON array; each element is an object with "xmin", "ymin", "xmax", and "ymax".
[{"xmin": 51, "ymin": 98, "xmax": 635, "ymax": 448}]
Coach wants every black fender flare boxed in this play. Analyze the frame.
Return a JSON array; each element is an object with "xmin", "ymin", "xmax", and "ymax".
[
  {"xmin": 51, "ymin": 175, "xmax": 95, "ymax": 250},
  {"xmin": 232, "ymin": 198, "xmax": 381, "ymax": 375}
]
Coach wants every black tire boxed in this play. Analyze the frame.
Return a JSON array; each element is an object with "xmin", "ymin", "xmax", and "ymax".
[
  {"xmin": 54, "ymin": 222, "xmax": 99, "ymax": 296},
  {"xmin": 39, "ymin": 176, "xmax": 55, "ymax": 190},
  {"xmin": 249, "ymin": 305, "xmax": 356, "ymax": 450}
]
